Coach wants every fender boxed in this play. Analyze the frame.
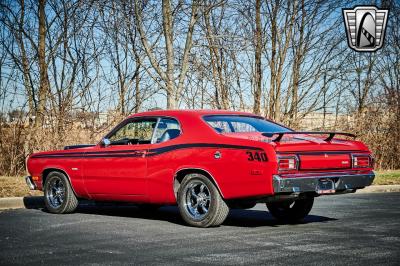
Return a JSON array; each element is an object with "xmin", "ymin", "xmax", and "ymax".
[
  {"xmin": 174, "ymin": 166, "xmax": 224, "ymax": 198},
  {"xmin": 41, "ymin": 165, "xmax": 88, "ymax": 198}
]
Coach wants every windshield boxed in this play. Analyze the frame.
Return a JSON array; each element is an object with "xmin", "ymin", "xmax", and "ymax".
[{"xmin": 204, "ymin": 115, "xmax": 291, "ymax": 133}]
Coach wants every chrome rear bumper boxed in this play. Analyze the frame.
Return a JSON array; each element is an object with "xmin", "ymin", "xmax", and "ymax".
[
  {"xmin": 25, "ymin": 176, "xmax": 36, "ymax": 190},
  {"xmin": 273, "ymin": 171, "xmax": 375, "ymax": 194}
]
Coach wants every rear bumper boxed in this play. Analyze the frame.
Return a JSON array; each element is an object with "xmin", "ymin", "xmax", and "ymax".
[
  {"xmin": 273, "ymin": 171, "xmax": 375, "ymax": 194},
  {"xmin": 25, "ymin": 176, "xmax": 37, "ymax": 190}
]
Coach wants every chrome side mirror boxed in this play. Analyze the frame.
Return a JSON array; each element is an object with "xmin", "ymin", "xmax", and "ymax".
[{"xmin": 100, "ymin": 138, "xmax": 111, "ymax": 147}]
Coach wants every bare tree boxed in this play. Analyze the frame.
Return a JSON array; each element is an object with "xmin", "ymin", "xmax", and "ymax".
[
  {"xmin": 253, "ymin": 0, "xmax": 262, "ymax": 115},
  {"xmin": 264, "ymin": 0, "xmax": 296, "ymax": 121},
  {"xmin": 134, "ymin": 0, "xmax": 201, "ymax": 108}
]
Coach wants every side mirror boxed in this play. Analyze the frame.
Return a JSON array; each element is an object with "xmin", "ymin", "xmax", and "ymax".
[{"xmin": 100, "ymin": 138, "xmax": 111, "ymax": 147}]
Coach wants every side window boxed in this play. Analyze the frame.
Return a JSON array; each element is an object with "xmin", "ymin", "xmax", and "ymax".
[
  {"xmin": 206, "ymin": 121, "xmax": 232, "ymax": 133},
  {"xmin": 152, "ymin": 118, "xmax": 181, "ymax": 144},
  {"xmin": 230, "ymin": 122, "xmax": 257, "ymax": 132},
  {"xmin": 109, "ymin": 118, "xmax": 157, "ymax": 145}
]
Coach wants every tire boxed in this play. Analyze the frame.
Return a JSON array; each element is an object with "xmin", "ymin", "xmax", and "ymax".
[
  {"xmin": 44, "ymin": 171, "xmax": 78, "ymax": 214},
  {"xmin": 266, "ymin": 197, "xmax": 314, "ymax": 222},
  {"xmin": 177, "ymin": 173, "xmax": 229, "ymax": 227}
]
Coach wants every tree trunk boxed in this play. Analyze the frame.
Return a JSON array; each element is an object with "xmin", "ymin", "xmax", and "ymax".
[
  {"xmin": 253, "ymin": 0, "xmax": 262, "ymax": 115},
  {"xmin": 134, "ymin": 53, "xmax": 141, "ymax": 113},
  {"xmin": 162, "ymin": 0, "xmax": 175, "ymax": 109},
  {"xmin": 176, "ymin": 1, "xmax": 198, "ymax": 105},
  {"xmin": 37, "ymin": 0, "xmax": 50, "ymax": 126},
  {"xmin": 289, "ymin": 0, "xmax": 305, "ymax": 126}
]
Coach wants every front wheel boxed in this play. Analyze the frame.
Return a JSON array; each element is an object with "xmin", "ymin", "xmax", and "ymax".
[
  {"xmin": 266, "ymin": 197, "xmax": 314, "ymax": 222},
  {"xmin": 178, "ymin": 173, "xmax": 229, "ymax": 227},
  {"xmin": 44, "ymin": 171, "xmax": 78, "ymax": 214}
]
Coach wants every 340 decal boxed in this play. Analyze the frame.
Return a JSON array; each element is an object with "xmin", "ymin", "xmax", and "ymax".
[{"xmin": 246, "ymin": 151, "xmax": 267, "ymax": 162}]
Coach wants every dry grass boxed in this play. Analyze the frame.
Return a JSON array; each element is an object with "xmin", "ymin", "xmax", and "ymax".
[
  {"xmin": 373, "ymin": 170, "xmax": 400, "ymax": 185},
  {"xmin": 0, "ymin": 176, "xmax": 43, "ymax": 198},
  {"xmin": 0, "ymin": 170, "xmax": 399, "ymax": 198}
]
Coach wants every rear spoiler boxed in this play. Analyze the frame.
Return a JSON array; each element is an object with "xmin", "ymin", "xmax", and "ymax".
[{"xmin": 261, "ymin": 132, "xmax": 356, "ymax": 142}]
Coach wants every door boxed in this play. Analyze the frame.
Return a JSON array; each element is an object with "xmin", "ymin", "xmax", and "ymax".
[{"xmin": 82, "ymin": 117, "xmax": 157, "ymax": 196}]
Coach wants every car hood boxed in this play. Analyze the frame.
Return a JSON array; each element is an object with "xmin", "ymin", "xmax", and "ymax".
[{"xmin": 30, "ymin": 145, "xmax": 97, "ymax": 157}]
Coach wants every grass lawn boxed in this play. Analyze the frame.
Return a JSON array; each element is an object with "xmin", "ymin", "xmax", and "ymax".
[
  {"xmin": 0, "ymin": 170, "xmax": 399, "ymax": 198},
  {"xmin": 0, "ymin": 176, "xmax": 43, "ymax": 198},
  {"xmin": 373, "ymin": 170, "xmax": 400, "ymax": 185}
]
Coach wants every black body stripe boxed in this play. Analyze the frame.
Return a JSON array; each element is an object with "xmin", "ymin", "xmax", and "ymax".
[
  {"xmin": 33, "ymin": 149, "xmax": 146, "ymax": 156},
  {"xmin": 30, "ymin": 143, "xmax": 262, "ymax": 159},
  {"xmin": 147, "ymin": 143, "xmax": 262, "ymax": 157}
]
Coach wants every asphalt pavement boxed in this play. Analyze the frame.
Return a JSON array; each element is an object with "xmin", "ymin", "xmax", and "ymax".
[{"xmin": 0, "ymin": 193, "xmax": 399, "ymax": 265}]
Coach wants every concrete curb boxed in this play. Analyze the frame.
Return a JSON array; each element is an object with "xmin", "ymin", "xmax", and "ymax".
[
  {"xmin": 0, "ymin": 196, "xmax": 44, "ymax": 210},
  {"xmin": 1, "ymin": 185, "xmax": 400, "ymax": 210},
  {"xmin": 0, "ymin": 197, "xmax": 26, "ymax": 210}
]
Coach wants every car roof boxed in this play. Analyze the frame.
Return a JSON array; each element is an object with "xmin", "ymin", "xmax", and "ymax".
[{"xmin": 128, "ymin": 109, "xmax": 261, "ymax": 119}]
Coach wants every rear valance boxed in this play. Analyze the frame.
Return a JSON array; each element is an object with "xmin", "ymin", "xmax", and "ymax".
[{"xmin": 261, "ymin": 132, "xmax": 356, "ymax": 142}]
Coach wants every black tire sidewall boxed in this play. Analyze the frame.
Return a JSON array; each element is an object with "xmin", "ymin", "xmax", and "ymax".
[
  {"xmin": 44, "ymin": 172, "xmax": 73, "ymax": 214},
  {"xmin": 267, "ymin": 197, "xmax": 314, "ymax": 222},
  {"xmin": 178, "ymin": 174, "xmax": 221, "ymax": 227}
]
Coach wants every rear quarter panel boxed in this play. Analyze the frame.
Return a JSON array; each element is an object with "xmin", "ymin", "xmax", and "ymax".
[{"xmin": 146, "ymin": 139, "xmax": 277, "ymax": 204}]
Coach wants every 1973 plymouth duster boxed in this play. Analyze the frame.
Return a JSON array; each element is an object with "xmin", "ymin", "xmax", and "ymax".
[{"xmin": 25, "ymin": 110, "xmax": 374, "ymax": 227}]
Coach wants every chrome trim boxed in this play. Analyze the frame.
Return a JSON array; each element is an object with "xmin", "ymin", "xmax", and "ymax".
[
  {"xmin": 277, "ymin": 155, "xmax": 299, "ymax": 172},
  {"xmin": 45, "ymin": 175, "xmax": 65, "ymax": 208},
  {"xmin": 351, "ymin": 154, "xmax": 372, "ymax": 169},
  {"xmin": 184, "ymin": 180, "xmax": 211, "ymax": 220},
  {"xmin": 25, "ymin": 176, "xmax": 36, "ymax": 190},
  {"xmin": 100, "ymin": 138, "xmax": 111, "ymax": 147},
  {"xmin": 150, "ymin": 117, "xmax": 161, "ymax": 144},
  {"xmin": 273, "ymin": 171, "xmax": 375, "ymax": 194}
]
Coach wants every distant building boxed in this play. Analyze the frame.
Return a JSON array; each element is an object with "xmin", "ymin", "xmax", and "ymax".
[{"xmin": 298, "ymin": 112, "xmax": 353, "ymax": 130}]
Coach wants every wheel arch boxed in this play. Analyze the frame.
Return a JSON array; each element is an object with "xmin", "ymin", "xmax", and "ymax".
[
  {"xmin": 42, "ymin": 167, "xmax": 77, "ymax": 196},
  {"xmin": 173, "ymin": 168, "xmax": 224, "ymax": 199}
]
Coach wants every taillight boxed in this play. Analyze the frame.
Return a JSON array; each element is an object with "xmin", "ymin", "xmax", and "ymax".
[
  {"xmin": 352, "ymin": 154, "xmax": 372, "ymax": 168},
  {"xmin": 278, "ymin": 156, "xmax": 298, "ymax": 172}
]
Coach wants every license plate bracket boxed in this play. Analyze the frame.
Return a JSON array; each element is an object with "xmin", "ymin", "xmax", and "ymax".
[{"xmin": 317, "ymin": 178, "xmax": 336, "ymax": 194}]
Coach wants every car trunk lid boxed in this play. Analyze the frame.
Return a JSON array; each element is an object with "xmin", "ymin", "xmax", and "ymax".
[
  {"xmin": 222, "ymin": 132, "xmax": 367, "ymax": 171},
  {"xmin": 298, "ymin": 153, "xmax": 351, "ymax": 170}
]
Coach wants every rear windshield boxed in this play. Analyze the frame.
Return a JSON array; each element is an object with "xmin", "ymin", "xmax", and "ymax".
[{"xmin": 203, "ymin": 115, "xmax": 291, "ymax": 133}]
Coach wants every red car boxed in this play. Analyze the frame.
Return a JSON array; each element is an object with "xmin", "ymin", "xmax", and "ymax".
[{"xmin": 25, "ymin": 110, "xmax": 374, "ymax": 227}]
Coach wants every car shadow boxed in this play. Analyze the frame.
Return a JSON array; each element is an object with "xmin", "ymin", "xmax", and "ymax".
[{"xmin": 23, "ymin": 196, "xmax": 337, "ymax": 228}]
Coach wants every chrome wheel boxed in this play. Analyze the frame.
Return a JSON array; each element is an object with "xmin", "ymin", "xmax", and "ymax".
[
  {"xmin": 184, "ymin": 181, "xmax": 211, "ymax": 220},
  {"xmin": 45, "ymin": 176, "xmax": 65, "ymax": 209}
]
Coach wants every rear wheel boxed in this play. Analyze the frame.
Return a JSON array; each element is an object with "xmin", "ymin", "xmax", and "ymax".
[
  {"xmin": 44, "ymin": 171, "xmax": 78, "ymax": 214},
  {"xmin": 266, "ymin": 197, "xmax": 314, "ymax": 222},
  {"xmin": 178, "ymin": 173, "xmax": 229, "ymax": 227}
]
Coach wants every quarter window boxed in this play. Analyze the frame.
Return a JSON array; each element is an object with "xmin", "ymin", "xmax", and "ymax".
[{"xmin": 152, "ymin": 118, "xmax": 181, "ymax": 143}]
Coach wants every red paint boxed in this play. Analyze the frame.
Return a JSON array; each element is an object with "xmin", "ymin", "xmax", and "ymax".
[
  {"xmin": 26, "ymin": 110, "xmax": 373, "ymax": 204},
  {"xmin": 299, "ymin": 154, "xmax": 351, "ymax": 170}
]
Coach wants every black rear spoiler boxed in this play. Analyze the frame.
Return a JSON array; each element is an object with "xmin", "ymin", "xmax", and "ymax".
[{"xmin": 261, "ymin": 131, "xmax": 356, "ymax": 142}]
